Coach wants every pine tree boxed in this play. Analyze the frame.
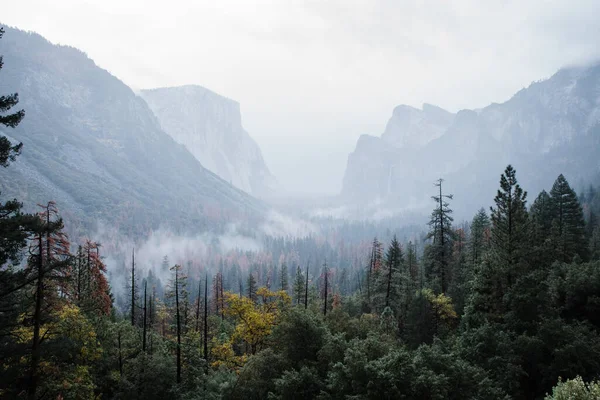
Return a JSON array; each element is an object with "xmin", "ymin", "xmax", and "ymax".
[
  {"xmin": 590, "ymin": 225, "xmax": 600, "ymax": 261},
  {"xmin": 406, "ymin": 241, "xmax": 418, "ymax": 284},
  {"xmin": 383, "ymin": 236, "xmax": 403, "ymax": 309},
  {"xmin": 587, "ymin": 211, "xmax": 598, "ymax": 240},
  {"xmin": 27, "ymin": 202, "xmax": 71, "ymax": 400},
  {"xmin": 149, "ymin": 285, "xmax": 155, "ymax": 355},
  {"xmin": 203, "ymin": 274, "xmax": 208, "ymax": 367},
  {"xmin": 366, "ymin": 237, "xmax": 382, "ymax": 309},
  {"xmin": 142, "ymin": 281, "xmax": 147, "ymax": 352},
  {"xmin": 293, "ymin": 265, "xmax": 305, "ymax": 305},
  {"xmin": 79, "ymin": 240, "xmax": 111, "ymax": 315},
  {"xmin": 0, "ymin": 28, "xmax": 34, "ymax": 368},
  {"xmin": 305, "ymin": 263, "xmax": 309, "ymax": 309},
  {"xmin": 450, "ymin": 227, "xmax": 469, "ymax": 314},
  {"xmin": 322, "ymin": 262, "xmax": 329, "ymax": 316},
  {"xmin": 529, "ymin": 190, "xmax": 554, "ymax": 265},
  {"xmin": 280, "ymin": 263, "xmax": 289, "ymax": 292},
  {"xmin": 247, "ymin": 272, "xmax": 257, "ymax": 302},
  {"xmin": 195, "ymin": 279, "xmax": 202, "ymax": 332},
  {"xmin": 0, "ymin": 27, "xmax": 25, "ymax": 167},
  {"xmin": 469, "ymin": 208, "xmax": 491, "ymax": 267},
  {"xmin": 425, "ymin": 179, "xmax": 454, "ymax": 293},
  {"xmin": 549, "ymin": 174, "xmax": 587, "ymax": 262},
  {"xmin": 490, "ymin": 165, "xmax": 529, "ymax": 284},
  {"xmin": 213, "ymin": 272, "xmax": 224, "ymax": 318},
  {"xmin": 168, "ymin": 264, "xmax": 186, "ymax": 384},
  {"xmin": 129, "ymin": 249, "xmax": 138, "ymax": 326}
]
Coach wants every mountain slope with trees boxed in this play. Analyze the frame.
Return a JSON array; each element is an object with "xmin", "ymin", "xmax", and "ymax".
[{"xmin": 0, "ymin": 26, "xmax": 264, "ymax": 237}]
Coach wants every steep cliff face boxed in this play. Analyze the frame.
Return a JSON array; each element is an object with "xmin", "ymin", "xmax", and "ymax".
[
  {"xmin": 0, "ymin": 27, "xmax": 264, "ymax": 234},
  {"xmin": 342, "ymin": 63, "xmax": 600, "ymax": 214},
  {"xmin": 381, "ymin": 103, "xmax": 455, "ymax": 149},
  {"xmin": 140, "ymin": 86, "xmax": 278, "ymax": 197}
]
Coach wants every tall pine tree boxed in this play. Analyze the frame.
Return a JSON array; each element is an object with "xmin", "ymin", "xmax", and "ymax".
[
  {"xmin": 529, "ymin": 190, "xmax": 554, "ymax": 265},
  {"xmin": 425, "ymin": 179, "xmax": 454, "ymax": 293},
  {"xmin": 469, "ymin": 208, "xmax": 491, "ymax": 268},
  {"xmin": 490, "ymin": 165, "xmax": 529, "ymax": 283},
  {"xmin": 549, "ymin": 174, "xmax": 587, "ymax": 262},
  {"xmin": 293, "ymin": 265, "xmax": 305, "ymax": 305},
  {"xmin": 0, "ymin": 27, "xmax": 25, "ymax": 167}
]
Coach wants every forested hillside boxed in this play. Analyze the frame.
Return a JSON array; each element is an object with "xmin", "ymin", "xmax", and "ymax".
[
  {"xmin": 3, "ymin": 24, "xmax": 600, "ymax": 400},
  {"xmin": 0, "ymin": 26, "xmax": 264, "ymax": 238}
]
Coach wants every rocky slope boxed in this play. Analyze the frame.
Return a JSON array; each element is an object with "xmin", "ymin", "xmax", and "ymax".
[
  {"xmin": 0, "ymin": 27, "xmax": 265, "ymax": 235},
  {"xmin": 140, "ymin": 86, "xmax": 278, "ymax": 197},
  {"xmin": 342, "ymin": 63, "xmax": 600, "ymax": 216}
]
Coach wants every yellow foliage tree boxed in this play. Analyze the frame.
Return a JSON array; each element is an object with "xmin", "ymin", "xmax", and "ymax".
[
  {"xmin": 13, "ymin": 304, "xmax": 101, "ymax": 399},
  {"xmin": 210, "ymin": 337, "xmax": 247, "ymax": 369},
  {"xmin": 224, "ymin": 287, "xmax": 290, "ymax": 355},
  {"xmin": 421, "ymin": 288, "xmax": 458, "ymax": 334}
]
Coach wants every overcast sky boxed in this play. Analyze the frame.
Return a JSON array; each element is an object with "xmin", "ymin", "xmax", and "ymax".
[{"xmin": 3, "ymin": 0, "xmax": 600, "ymax": 195}]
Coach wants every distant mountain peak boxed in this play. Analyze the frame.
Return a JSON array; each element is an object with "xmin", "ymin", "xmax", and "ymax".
[
  {"xmin": 382, "ymin": 103, "xmax": 455, "ymax": 149},
  {"xmin": 140, "ymin": 86, "xmax": 278, "ymax": 197},
  {"xmin": 342, "ymin": 61, "xmax": 600, "ymax": 213}
]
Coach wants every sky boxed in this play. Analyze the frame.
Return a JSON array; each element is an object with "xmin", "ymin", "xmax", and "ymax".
[{"xmin": 3, "ymin": 0, "xmax": 600, "ymax": 195}]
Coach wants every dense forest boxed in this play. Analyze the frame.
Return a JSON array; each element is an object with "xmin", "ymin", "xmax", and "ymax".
[{"xmin": 3, "ymin": 26, "xmax": 600, "ymax": 400}]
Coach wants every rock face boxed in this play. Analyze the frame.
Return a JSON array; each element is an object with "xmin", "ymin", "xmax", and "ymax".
[
  {"xmin": 0, "ymin": 27, "xmax": 265, "ymax": 234},
  {"xmin": 140, "ymin": 86, "xmax": 278, "ymax": 197},
  {"xmin": 342, "ymin": 63, "xmax": 600, "ymax": 215},
  {"xmin": 381, "ymin": 103, "xmax": 454, "ymax": 149}
]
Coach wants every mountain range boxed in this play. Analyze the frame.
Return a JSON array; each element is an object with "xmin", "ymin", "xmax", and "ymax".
[
  {"xmin": 0, "ymin": 27, "xmax": 265, "ymax": 236},
  {"xmin": 2, "ymin": 24, "xmax": 599, "ymax": 232},
  {"xmin": 342, "ymin": 63, "xmax": 600, "ymax": 216}
]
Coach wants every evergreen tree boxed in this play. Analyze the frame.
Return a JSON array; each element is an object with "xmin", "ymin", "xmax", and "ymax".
[
  {"xmin": 213, "ymin": 271, "xmax": 224, "ymax": 318},
  {"xmin": 0, "ymin": 27, "xmax": 25, "ymax": 167},
  {"xmin": 305, "ymin": 263, "xmax": 309, "ymax": 309},
  {"xmin": 490, "ymin": 165, "xmax": 529, "ymax": 283},
  {"xmin": 406, "ymin": 241, "xmax": 418, "ymax": 284},
  {"xmin": 167, "ymin": 264, "xmax": 186, "ymax": 384},
  {"xmin": 591, "ymin": 226, "xmax": 600, "ymax": 261},
  {"xmin": 203, "ymin": 274, "xmax": 208, "ymax": 367},
  {"xmin": 128, "ymin": 249, "xmax": 139, "ymax": 326},
  {"xmin": 462, "ymin": 255, "xmax": 505, "ymax": 327},
  {"xmin": 450, "ymin": 227, "xmax": 469, "ymax": 315},
  {"xmin": 195, "ymin": 279, "xmax": 202, "ymax": 332},
  {"xmin": 78, "ymin": 240, "xmax": 111, "ymax": 315},
  {"xmin": 280, "ymin": 263, "xmax": 289, "ymax": 292},
  {"xmin": 0, "ymin": 27, "xmax": 36, "ymax": 364},
  {"xmin": 322, "ymin": 262, "xmax": 329, "ymax": 316},
  {"xmin": 142, "ymin": 281, "xmax": 148, "ymax": 352},
  {"xmin": 469, "ymin": 208, "xmax": 491, "ymax": 267},
  {"xmin": 26, "ymin": 202, "xmax": 71, "ymax": 400},
  {"xmin": 425, "ymin": 179, "xmax": 454, "ymax": 293},
  {"xmin": 529, "ymin": 190, "xmax": 555, "ymax": 265},
  {"xmin": 293, "ymin": 265, "xmax": 305, "ymax": 305},
  {"xmin": 366, "ymin": 237, "xmax": 382, "ymax": 310},
  {"xmin": 247, "ymin": 272, "xmax": 257, "ymax": 302},
  {"xmin": 382, "ymin": 236, "xmax": 404, "ymax": 310},
  {"xmin": 549, "ymin": 174, "xmax": 587, "ymax": 262}
]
